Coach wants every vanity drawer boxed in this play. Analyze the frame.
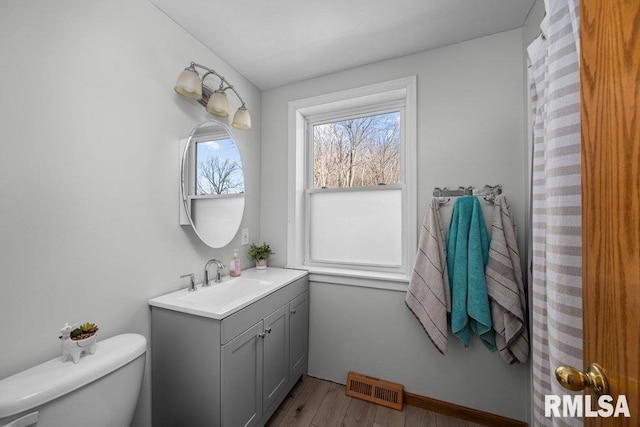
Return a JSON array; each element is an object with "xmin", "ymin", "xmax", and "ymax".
[{"xmin": 221, "ymin": 276, "xmax": 308, "ymax": 345}]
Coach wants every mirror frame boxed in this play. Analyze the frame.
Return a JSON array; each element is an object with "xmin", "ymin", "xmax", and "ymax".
[{"xmin": 180, "ymin": 119, "xmax": 245, "ymax": 248}]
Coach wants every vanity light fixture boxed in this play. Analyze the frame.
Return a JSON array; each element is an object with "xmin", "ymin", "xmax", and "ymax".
[{"xmin": 174, "ymin": 62, "xmax": 251, "ymax": 130}]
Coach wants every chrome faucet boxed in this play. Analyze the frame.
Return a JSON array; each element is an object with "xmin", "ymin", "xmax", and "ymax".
[{"xmin": 204, "ymin": 259, "xmax": 225, "ymax": 286}]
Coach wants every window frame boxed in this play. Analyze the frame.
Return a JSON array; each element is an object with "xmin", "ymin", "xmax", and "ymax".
[{"xmin": 287, "ymin": 77, "xmax": 417, "ymax": 283}]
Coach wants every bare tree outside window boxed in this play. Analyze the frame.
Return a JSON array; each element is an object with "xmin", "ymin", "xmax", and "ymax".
[
  {"xmin": 313, "ymin": 112, "xmax": 400, "ymax": 189},
  {"xmin": 196, "ymin": 139, "xmax": 245, "ymax": 195},
  {"xmin": 197, "ymin": 157, "xmax": 244, "ymax": 194}
]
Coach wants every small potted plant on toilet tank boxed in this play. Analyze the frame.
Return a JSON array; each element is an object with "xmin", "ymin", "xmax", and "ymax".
[
  {"xmin": 59, "ymin": 322, "xmax": 99, "ymax": 363},
  {"xmin": 248, "ymin": 242, "xmax": 274, "ymax": 270}
]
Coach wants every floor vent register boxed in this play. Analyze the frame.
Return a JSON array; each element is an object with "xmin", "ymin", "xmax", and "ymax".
[{"xmin": 345, "ymin": 371, "xmax": 404, "ymax": 411}]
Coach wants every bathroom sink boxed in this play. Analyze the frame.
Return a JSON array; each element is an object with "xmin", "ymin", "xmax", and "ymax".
[
  {"xmin": 179, "ymin": 277, "xmax": 273, "ymax": 308},
  {"xmin": 149, "ymin": 267, "xmax": 307, "ymax": 319}
]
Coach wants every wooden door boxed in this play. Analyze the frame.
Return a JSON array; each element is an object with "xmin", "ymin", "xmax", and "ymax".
[{"xmin": 581, "ymin": 0, "xmax": 640, "ymax": 424}]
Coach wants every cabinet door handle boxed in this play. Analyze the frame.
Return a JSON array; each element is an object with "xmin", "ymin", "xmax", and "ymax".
[
  {"xmin": 265, "ymin": 327, "xmax": 272, "ymax": 334},
  {"xmin": 258, "ymin": 332, "xmax": 266, "ymax": 338},
  {"xmin": 291, "ymin": 309, "xmax": 297, "ymax": 315}
]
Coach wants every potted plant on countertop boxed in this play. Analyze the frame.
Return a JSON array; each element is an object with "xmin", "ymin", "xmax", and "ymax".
[{"xmin": 248, "ymin": 242, "xmax": 274, "ymax": 270}]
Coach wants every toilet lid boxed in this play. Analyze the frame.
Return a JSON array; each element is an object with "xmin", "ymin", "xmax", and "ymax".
[{"xmin": 0, "ymin": 333, "xmax": 146, "ymax": 418}]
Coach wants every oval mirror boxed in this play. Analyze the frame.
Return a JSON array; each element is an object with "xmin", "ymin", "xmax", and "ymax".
[{"xmin": 180, "ymin": 120, "xmax": 245, "ymax": 248}]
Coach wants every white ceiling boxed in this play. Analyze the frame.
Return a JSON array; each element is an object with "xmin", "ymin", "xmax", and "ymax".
[{"xmin": 151, "ymin": 0, "xmax": 536, "ymax": 90}]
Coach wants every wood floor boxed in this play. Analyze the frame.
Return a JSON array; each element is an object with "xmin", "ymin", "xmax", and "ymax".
[{"xmin": 266, "ymin": 376, "xmax": 486, "ymax": 427}]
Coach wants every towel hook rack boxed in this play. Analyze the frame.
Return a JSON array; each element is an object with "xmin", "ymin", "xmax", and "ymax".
[
  {"xmin": 433, "ymin": 187, "xmax": 451, "ymax": 205},
  {"xmin": 432, "ymin": 185, "xmax": 502, "ymax": 205}
]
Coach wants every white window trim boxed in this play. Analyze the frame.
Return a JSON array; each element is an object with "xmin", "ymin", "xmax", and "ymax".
[{"xmin": 287, "ymin": 77, "xmax": 417, "ymax": 288}]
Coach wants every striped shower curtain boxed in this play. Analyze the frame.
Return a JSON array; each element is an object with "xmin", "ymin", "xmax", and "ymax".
[{"xmin": 528, "ymin": 1, "xmax": 582, "ymax": 426}]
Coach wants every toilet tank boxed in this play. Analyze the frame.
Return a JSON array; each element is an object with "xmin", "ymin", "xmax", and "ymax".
[{"xmin": 0, "ymin": 333, "xmax": 147, "ymax": 427}]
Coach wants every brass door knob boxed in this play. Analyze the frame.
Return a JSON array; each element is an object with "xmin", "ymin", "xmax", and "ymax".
[{"xmin": 555, "ymin": 363, "xmax": 609, "ymax": 397}]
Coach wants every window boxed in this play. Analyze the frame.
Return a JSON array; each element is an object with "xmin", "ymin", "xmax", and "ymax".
[
  {"xmin": 311, "ymin": 111, "xmax": 401, "ymax": 189},
  {"xmin": 195, "ymin": 139, "xmax": 244, "ymax": 195},
  {"xmin": 288, "ymin": 77, "xmax": 417, "ymax": 279}
]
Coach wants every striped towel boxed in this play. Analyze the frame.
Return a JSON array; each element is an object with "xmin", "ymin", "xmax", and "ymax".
[
  {"xmin": 485, "ymin": 194, "xmax": 529, "ymax": 364},
  {"xmin": 406, "ymin": 198, "xmax": 451, "ymax": 354}
]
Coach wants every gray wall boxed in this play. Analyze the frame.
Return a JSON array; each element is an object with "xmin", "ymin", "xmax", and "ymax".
[
  {"xmin": 261, "ymin": 29, "xmax": 530, "ymax": 421},
  {"xmin": 0, "ymin": 2, "xmax": 261, "ymax": 426}
]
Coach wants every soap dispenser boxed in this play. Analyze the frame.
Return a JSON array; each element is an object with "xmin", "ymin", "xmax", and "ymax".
[{"xmin": 230, "ymin": 249, "xmax": 241, "ymax": 277}]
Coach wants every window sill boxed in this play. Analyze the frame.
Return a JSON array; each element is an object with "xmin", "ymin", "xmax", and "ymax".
[{"xmin": 295, "ymin": 265, "xmax": 410, "ymax": 292}]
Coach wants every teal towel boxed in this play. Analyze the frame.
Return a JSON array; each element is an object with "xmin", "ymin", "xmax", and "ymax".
[{"xmin": 446, "ymin": 196, "xmax": 496, "ymax": 350}]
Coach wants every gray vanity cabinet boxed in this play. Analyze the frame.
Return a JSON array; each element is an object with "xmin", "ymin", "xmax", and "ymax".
[
  {"xmin": 151, "ymin": 274, "xmax": 308, "ymax": 427},
  {"xmin": 289, "ymin": 292, "xmax": 309, "ymax": 379},
  {"xmin": 262, "ymin": 304, "xmax": 290, "ymax": 410},
  {"xmin": 221, "ymin": 303, "xmax": 290, "ymax": 427},
  {"xmin": 221, "ymin": 321, "xmax": 263, "ymax": 427}
]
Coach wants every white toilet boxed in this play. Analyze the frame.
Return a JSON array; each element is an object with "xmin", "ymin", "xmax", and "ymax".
[{"xmin": 0, "ymin": 333, "xmax": 147, "ymax": 427}]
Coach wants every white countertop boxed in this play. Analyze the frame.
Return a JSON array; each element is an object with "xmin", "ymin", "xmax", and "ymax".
[{"xmin": 148, "ymin": 267, "xmax": 308, "ymax": 320}]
